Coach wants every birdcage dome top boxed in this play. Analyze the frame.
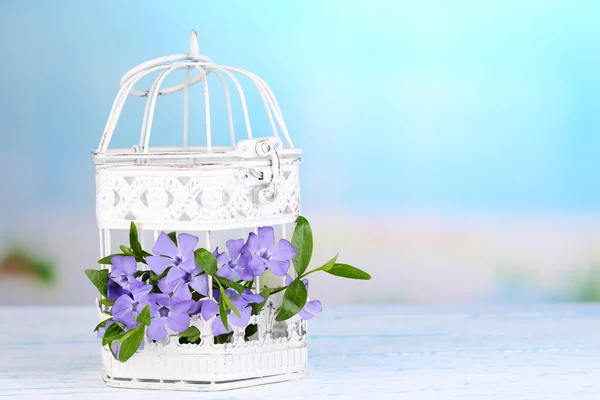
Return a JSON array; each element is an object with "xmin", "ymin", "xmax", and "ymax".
[
  {"xmin": 94, "ymin": 30, "xmax": 301, "ymax": 165},
  {"xmin": 93, "ymin": 31, "xmax": 302, "ymax": 231}
]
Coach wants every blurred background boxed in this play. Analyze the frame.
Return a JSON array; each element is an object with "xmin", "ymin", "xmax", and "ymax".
[{"xmin": 1, "ymin": 1, "xmax": 600, "ymax": 305}]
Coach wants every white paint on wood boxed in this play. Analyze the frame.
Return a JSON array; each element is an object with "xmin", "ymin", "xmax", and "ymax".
[{"xmin": 2, "ymin": 304, "xmax": 600, "ymax": 398}]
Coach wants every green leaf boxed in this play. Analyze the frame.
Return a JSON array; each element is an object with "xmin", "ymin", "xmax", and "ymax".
[
  {"xmin": 167, "ymin": 231, "xmax": 178, "ymax": 245},
  {"xmin": 102, "ymin": 322, "xmax": 124, "ymax": 346},
  {"xmin": 195, "ymin": 248, "xmax": 217, "ymax": 276},
  {"xmin": 325, "ymin": 263, "xmax": 371, "ymax": 280},
  {"xmin": 191, "ymin": 290, "xmax": 205, "ymax": 301},
  {"xmin": 178, "ymin": 326, "xmax": 200, "ymax": 338},
  {"xmin": 218, "ymin": 296, "xmax": 229, "ymax": 332},
  {"xmin": 98, "ymin": 297, "xmax": 115, "ymax": 307},
  {"xmin": 318, "ymin": 253, "xmax": 339, "ymax": 272},
  {"xmin": 129, "ymin": 222, "xmax": 144, "ymax": 259},
  {"xmin": 275, "ymin": 279, "xmax": 308, "ymax": 321},
  {"xmin": 120, "ymin": 245, "xmax": 135, "ymax": 257},
  {"xmin": 97, "ymin": 253, "xmax": 127, "ymax": 265},
  {"xmin": 117, "ymin": 326, "xmax": 145, "ymax": 363},
  {"xmin": 244, "ymin": 324, "xmax": 258, "ymax": 340},
  {"xmin": 85, "ymin": 269, "xmax": 109, "ymax": 297},
  {"xmin": 214, "ymin": 276, "xmax": 244, "ymax": 294},
  {"xmin": 150, "ymin": 266, "xmax": 170, "ymax": 282},
  {"xmin": 214, "ymin": 332, "xmax": 232, "ymax": 344},
  {"xmin": 179, "ymin": 333, "xmax": 201, "ymax": 345},
  {"xmin": 292, "ymin": 216, "xmax": 313, "ymax": 276},
  {"xmin": 220, "ymin": 286, "xmax": 241, "ymax": 318},
  {"xmin": 94, "ymin": 318, "xmax": 112, "ymax": 333},
  {"xmin": 114, "ymin": 325, "xmax": 141, "ymax": 345},
  {"xmin": 251, "ymin": 288, "xmax": 274, "ymax": 315},
  {"xmin": 136, "ymin": 305, "xmax": 151, "ymax": 326}
]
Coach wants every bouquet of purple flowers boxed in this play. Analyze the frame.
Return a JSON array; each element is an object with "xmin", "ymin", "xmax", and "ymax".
[{"xmin": 85, "ymin": 216, "xmax": 370, "ymax": 362}]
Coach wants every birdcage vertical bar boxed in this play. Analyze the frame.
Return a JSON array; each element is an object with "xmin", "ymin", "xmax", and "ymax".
[
  {"xmin": 253, "ymin": 227, "xmax": 260, "ymax": 293},
  {"xmin": 206, "ymin": 230, "xmax": 213, "ymax": 300},
  {"xmin": 99, "ymin": 228, "xmax": 111, "ymax": 262},
  {"xmin": 282, "ymin": 223, "xmax": 288, "ymax": 286},
  {"xmin": 183, "ymin": 67, "xmax": 190, "ymax": 150}
]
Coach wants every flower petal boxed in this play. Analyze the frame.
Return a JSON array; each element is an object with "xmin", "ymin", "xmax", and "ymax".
[
  {"xmin": 166, "ymin": 313, "xmax": 190, "ymax": 333},
  {"xmin": 257, "ymin": 226, "xmax": 275, "ymax": 250},
  {"xmin": 172, "ymin": 282, "xmax": 192, "ymax": 301},
  {"xmin": 157, "ymin": 277, "xmax": 177, "ymax": 295},
  {"xmin": 147, "ymin": 318, "xmax": 168, "ymax": 341},
  {"xmin": 229, "ymin": 306, "xmax": 252, "ymax": 327},
  {"xmin": 248, "ymin": 255, "xmax": 266, "ymax": 276},
  {"xmin": 271, "ymin": 239, "xmax": 297, "ymax": 262},
  {"xmin": 111, "ymin": 256, "xmax": 137, "ymax": 275},
  {"xmin": 107, "ymin": 280, "xmax": 127, "ymax": 301},
  {"xmin": 170, "ymin": 299, "xmax": 191, "ymax": 315},
  {"xmin": 213, "ymin": 248, "xmax": 228, "ymax": 265},
  {"xmin": 298, "ymin": 309, "xmax": 314, "ymax": 320},
  {"xmin": 242, "ymin": 289, "xmax": 264, "ymax": 303},
  {"xmin": 284, "ymin": 274, "xmax": 293, "ymax": 286},
  {"xmin": 152, "ymin": 232, "xmax": 179, "ymax": 258},
  {"xmin": 146, "ymin": 256, "xmax": 173, "ymax": 275},
  {"xmin": 164, "ymin": 265, "xmax": 186, "ymax": 284},
  {"xmin": 235, "ymin": 265, "xmax": 255, "ymax": 281},
  {"xmin": 211, "ymin": 315, "xmax": 231, "ymax": 336},
  {"xmin": 226, "ymin": 239, "xmax": 245, "ymax": 260},
  {"xmin": 112, "ymin": 294, "xmax": 133, "ymax": 317},
  {"xmin": 180, "ymin": 256, "xmax": 198, "ymax": 273},
  {"xmin": 230, "ymin": 296, "xmax": 249, "ymax": 309},
  {"xmin": 304, "ymin": 300, "xmax": 322, "ymax": 314},
  {"xmin": 200, "ymin": 299, "xmax": 219, "ymax": 321},
  {"xmin": 130, "ymin": 280, "xmax": 152, "ymax": 299},
  {"xmin": 188, "ymin": 301, "xmax": 202, "ymax": 315},
  {"xmin": 190, "ymin": 274, "xmax": 209, "ymax": 296},
  {"xmin": 245, "ymin": 232, "xmax": 260, "ymax": 253},
  {"xmin": 215, "ymin": 265, "xmax": 234, "ymax": 281},
  {"xmin": 265, "ymin": 260, "xmax": 290, "ymax": 276},
  {"xmin": 177, "ymin": 233, "xmax": 199, "ymax": 258}
]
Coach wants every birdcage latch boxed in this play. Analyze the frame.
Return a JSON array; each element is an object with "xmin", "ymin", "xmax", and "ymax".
[{"xmin": 235, "ymin": 138, "xmax": 282, "ymax": 202}]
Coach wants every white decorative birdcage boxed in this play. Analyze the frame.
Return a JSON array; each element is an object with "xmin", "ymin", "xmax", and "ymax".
[{"xmin": 92, "ymin": 31, "xmax": 306, "ymax": 391}]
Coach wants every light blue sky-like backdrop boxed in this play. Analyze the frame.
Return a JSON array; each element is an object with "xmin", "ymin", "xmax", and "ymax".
[{"xmin": 1, "ymin": 1, "xmax": 600, "ymax": 304}]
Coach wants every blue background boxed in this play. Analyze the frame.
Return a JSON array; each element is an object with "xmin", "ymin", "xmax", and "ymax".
[{"xmin": 1, "ymin": 1, "xmax": 600, "ymax": 304}]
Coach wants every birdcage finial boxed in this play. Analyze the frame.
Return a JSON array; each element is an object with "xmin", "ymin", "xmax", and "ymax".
[{"xmin": 189, "ymin": 30, "xmax": 201, "ymax": 61}]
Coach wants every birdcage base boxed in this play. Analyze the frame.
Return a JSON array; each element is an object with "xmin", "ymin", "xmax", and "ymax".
[
  {"xmin": 100, "ymin": 342, "xmax": 308, "ymax": 391},
  {"xmin": 102, "ymin": 370, "xmax": 307, "ymax": 391}
]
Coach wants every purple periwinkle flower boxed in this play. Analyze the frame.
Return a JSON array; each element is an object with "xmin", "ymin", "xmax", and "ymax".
[
  {"xmin": 112, "ymin": 282, "xmax": 153, "ymax": 329},
  {"xmin": 245, "ymin": 227, "xmax": 297, "ymax": 276},
  {"xmin": 97, "ymin": 320, "xmax": 114, "ymax": 339},
  {"xmin": 107, "ymin": 279, "xmax": 128, "ymax": 301},
  {"xmin": 146, "ymin": 294, "xmax": 191, "ymax": 341},
  {"xmin": 285, "ymin": 275, "xmax": 322, "ymax": 320},
  {"xmin": 109, "ymin": 256, "xmax": 137, "ymax": 291},
  {"xmin": 199, "ymin": 289, "xmax": 263, "ymax": 336},
  {"xmin": 214, "ymin": 239, "xmax": 254, "ymax": 281},
  {"xmin": 147, "ymin": 232, "xmax": 198, "ymax": 275},
  {"xmin": 146, "ymin": 232, "xmax": 207, "ymax": 300}
]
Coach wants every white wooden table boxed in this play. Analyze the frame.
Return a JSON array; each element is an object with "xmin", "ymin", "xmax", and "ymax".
[{"xmin": 1, "ymin": 304, "xmax": 600, "ymax": 399}]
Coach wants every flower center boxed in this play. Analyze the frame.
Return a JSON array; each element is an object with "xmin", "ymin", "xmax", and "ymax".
[
  {"xmin": 131, "ymin": 301, "xmax": 139, "ymax": 312},
  {"xmin": 183, "ymin": 272, "xmax": 192, "ymax": 283},
  {"xmin": 226, "ymin": 259, "xmax": 237, "ymax": 269},
  {"xmin": 158, "ymin": 305, "xmax": 170, "ymax": 318},
  {"xmin": 173, "ymin": 256, "xmax": 183, "ymax": 267},
  {"xmin": 259, "ymin": 249, "xmax": 271, "ymax": 260}
]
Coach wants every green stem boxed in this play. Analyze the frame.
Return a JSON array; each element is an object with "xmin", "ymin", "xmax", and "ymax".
[
  {"xmin": 299, "ymin": 268, "xmax": 321, "ymax": 280},
  {"xmin": 269, "ymin": 285, "xmax": 288, "ymax": 295}
]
